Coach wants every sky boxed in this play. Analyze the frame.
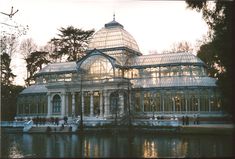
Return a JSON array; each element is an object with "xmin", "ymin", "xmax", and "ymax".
[{"xmin": 0, "ymin": 0, "xmax": 209, "ymax": 86}]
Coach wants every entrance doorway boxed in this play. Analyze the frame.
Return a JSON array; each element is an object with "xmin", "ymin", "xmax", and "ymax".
[{"xmin": 110, "ymin": 92, "xmax": 119, "ymax": 116}]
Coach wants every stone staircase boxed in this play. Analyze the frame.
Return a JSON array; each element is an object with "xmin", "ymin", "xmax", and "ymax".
[
  {"xmin": 117, "ymin": 114, "xmax": 130, "ymax": 125},
  {"xmin": 28, "ymin": 126, "xmax": 47, "ymax": 133},
  {"xmin": 28, "ymin": 125, "xmax": 72, "ymax": 133}
]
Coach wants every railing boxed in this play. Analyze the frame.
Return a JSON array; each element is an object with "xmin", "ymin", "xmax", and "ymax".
[
  {"xmin": 75, "ymin": 116, "xmax": 111, "ymax": 126},
  {"xmin": 133, "ymin": 118, "xmax": 180, "ymax": 126},
  {"xmin": 47, "ymin": 77, "xmax": 130, "ymax": 85},
  {"xmin": 0, "ymin": 121, "xmax": 26, "ymax": 127}
]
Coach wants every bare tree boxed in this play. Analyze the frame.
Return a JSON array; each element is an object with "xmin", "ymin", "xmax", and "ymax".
[
  {"xmin": 1, "ymin": 8, "xmax": 29, "ymax": 87},
  {"xmin": 20, "ymin": 38, "xmax": 37, "ymax": 60},
  {"xmin": 148, "ymin": 50, "xmax": 159, "ymax": 55},
  {"xmin": 0, "ymin": 34, "xmax": 19, "ymax": 57},
  {"xmin": 19, "ymin": 38, "xmax": 37, "ymax": 85},
  {"xmin": 162, "ymin": 41, "xmax": 193, "ymax": 53}
]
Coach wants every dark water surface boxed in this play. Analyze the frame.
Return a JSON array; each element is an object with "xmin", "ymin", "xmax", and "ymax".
[{"xmin": 0, "ymin": 132, "xmax": 234, "ymax": 158}]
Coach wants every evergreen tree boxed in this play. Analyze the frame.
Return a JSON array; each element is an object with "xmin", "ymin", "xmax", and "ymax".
[
  {"xmin": 1, "ymin": 84, "xmax": 24, "ymax": 121},
  {"xmin": 25, "ymin": 51, "xmax": 50, "ymax": 85},
  {"xmin": 49, "ymin": 26, "xmax": 94, "ymax": 61},
  {"xmin": 186, "ymin": 1, "xmax": 233, "ymax": 114},
  {"xmin": 1, "ymin": 53, "xmax": 16, "ymax": 86}
]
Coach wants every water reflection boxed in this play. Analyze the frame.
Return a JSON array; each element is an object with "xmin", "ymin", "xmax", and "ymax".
[
  {"xmin": 143, "ymin": 140, "xmax": 158, "ymax": 158},
  {"xmin": 8, "ymin": 142, "xmax": 24, "ymax": 158},
  {"xmin": 0, "ymin": 132, "xmax": 233, "ymax": 158}
]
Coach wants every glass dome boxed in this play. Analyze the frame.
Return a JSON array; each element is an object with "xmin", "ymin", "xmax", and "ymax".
[{"xmin": 88, "ymin": 19, "xmax": 140, "ymax": 52}]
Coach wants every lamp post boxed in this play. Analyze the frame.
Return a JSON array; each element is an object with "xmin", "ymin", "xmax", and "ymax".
[
  {"xmin": 77, "ymin": 69, "xmax": 85, "ymax": 131},
  {"xmin": 151, "ymin": 98, "xmax": 155, "ymax": 119},
  {"xmin": 114, "ymin": 94, "xmax": 118, "ymax": 126},
  {"xmin": 80, "ymin": 74, "xmax": 83, "ymax": 131},
  {"xmin": 127, "ymin": 78, "xmax": 132, "ymax": 127}
]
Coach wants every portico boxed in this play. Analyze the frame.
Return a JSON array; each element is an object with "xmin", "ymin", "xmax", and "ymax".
[{"xmin": 45, "ymin": 77, "xmax": 129, "ymax": 119}]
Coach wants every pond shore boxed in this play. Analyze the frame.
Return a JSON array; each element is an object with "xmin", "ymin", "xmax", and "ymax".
[{"xmin": 1, "ymin": 124, "xmax": 234, "ymax": 135}]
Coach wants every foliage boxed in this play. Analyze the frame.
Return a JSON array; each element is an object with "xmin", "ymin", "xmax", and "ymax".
[
  {"xmin": 25, "ymin": 51, "xmax": 50, "ymax": 85},
  {"xmin": 1, "ymin": 84, "xmax": 24, "ymax": 121},
  {"xmin": 49, "ymin": 26, "xmax": 94, "ymax": 62},
  {"xmin": 42, "ymin": 42, "xmax": 58, "ymax": 63},
  {"xmin": 186, "ymin": 1, "xmax": 233, "ymax": 113},
  {"xmin": 1, "ymin": 53, "xmax": 16, "ymax": 86}
]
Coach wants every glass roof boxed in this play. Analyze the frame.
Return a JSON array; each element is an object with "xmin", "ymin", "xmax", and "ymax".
[
  {"xmin": 20, "ymin": 84, "xmax": 47, "ymax": 94},
  {"xmin": 37, "ymin": 62, "xmax": 77, "ymax": 75},
  {"xmin": 129, "ymin": 52, "xmax": 204, "ymax": 67},
  {"xmin": 88, "ymin": 20, "xmax": 139, "ymax": 52},
  {"xmin": 37, "ymin": 52, "xmax": 205, "ymax": 75},
  {"xmin": 131, "ymin": 76, "xmax": 216, "ymax": 88}
]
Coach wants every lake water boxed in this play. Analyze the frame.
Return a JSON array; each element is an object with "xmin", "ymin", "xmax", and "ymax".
[{"xmin": 0, "ymin": 132, "xmax": 234, "ymax": 158}]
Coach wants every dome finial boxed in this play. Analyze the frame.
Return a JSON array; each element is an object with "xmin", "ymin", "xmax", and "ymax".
[
  {"xmin": 105, "ymin": 12, "xmax": 123, "ymax": 28},
  {"xmin": 113, "ymin": 12, "xmax": 115, "ymax": 21}
]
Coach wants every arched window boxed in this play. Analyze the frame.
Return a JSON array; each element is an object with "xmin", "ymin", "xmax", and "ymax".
[
  {"xmin": 80, "ymin": 55, "xmax": 114, "ymax": 80},
  {"xmin": 52, "ymin": 95, "xmax": 61, "ymax": 114}
]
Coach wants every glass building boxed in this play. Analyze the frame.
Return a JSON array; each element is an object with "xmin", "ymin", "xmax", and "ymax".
[{"xmin": 16, "ymin": 18, "xmax": 222, "ymax": 120}]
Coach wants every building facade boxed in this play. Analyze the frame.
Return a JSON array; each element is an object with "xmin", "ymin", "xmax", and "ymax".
[{"xmin": 16, "ymin": 18, "xmax": 222, "ymax": 120}]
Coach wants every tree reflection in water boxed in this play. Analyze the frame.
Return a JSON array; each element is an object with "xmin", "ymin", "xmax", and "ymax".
[{"xmin": 0, "ymin": 133, "xmax": 233, "ymax": 158}]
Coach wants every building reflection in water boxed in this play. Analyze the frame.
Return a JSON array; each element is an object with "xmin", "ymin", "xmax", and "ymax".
[
  {"xmin": 143, "ymin": 140, "xmax": 158, "ymax": 158},
  {"xmin": 141, "ymin": 137, "xmax": 188, "ymax": 158},
  {"xmin": 83, "ymin": 136, "xmax": 102, "ymax": 157},
  {"xmin": 1, "ymin": 133, "xmax": 233, "ymax": 158}
]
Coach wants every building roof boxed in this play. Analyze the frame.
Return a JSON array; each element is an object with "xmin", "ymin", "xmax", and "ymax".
[
  {"xmin": 36, "ymin": 61, "xmax": 77, "ymax": 76},
  {"xmin": 88, "ymin": 19, "xmax": 140, "ymax": 52},
  {"xmin": 20, "ymin": 84, "xmax": 47, "ymax": 94},
  {"xmin": 129, "ymin": 52, "xmax": 205, "ymax": 67}
]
